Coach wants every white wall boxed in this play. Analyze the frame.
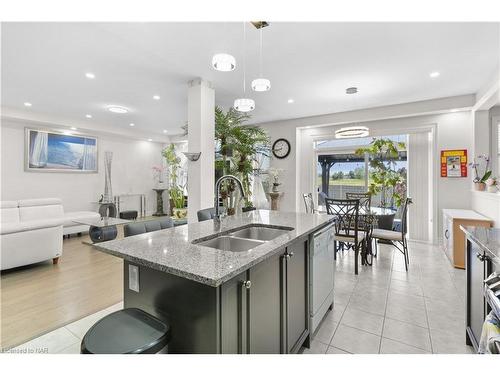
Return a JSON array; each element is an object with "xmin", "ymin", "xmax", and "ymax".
[
  {"xmin": 1, "ymin": 120, "xmax": 165, "ymax": 215},
  {"xmin": 259, "ymin": 106, "xmax": 474, "ymax": 244}
]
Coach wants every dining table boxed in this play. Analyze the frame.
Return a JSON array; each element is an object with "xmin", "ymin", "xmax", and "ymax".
[{"xmin": 317, "ymin": 205, "xmax": 397, "ymax": 230}]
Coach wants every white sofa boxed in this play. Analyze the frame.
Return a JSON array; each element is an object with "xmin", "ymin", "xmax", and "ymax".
[
  {"xmin": 1, "ymin": 198, "xmax": 64, "ymax": 271},
  {"xmin": 0, "ymin": 198, "xmax": 101, "ymax": 270}
]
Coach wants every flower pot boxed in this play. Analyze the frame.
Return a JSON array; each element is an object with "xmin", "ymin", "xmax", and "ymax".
[
  {"xmin": 172, "ymin": 207, "xmax": 187, "ymax": 219},
  {"xmin": 475, "ymin": 182, "xmax": 486, "ymax": 191},
  {"xmin": 242, "ymin": 206, "xmax": 256, "ymax": 212},
  {"xmin": 487, "ymin": 185, "xmax": 498, "ymax": 193}
]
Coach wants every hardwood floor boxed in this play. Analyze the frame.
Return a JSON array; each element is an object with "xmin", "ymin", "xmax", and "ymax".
[{"xmin": 0, "ymin": 232, "xmax": 123, "ymax": 349}]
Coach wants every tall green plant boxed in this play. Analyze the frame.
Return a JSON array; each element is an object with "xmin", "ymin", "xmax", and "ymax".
[
  {"xmin": 214, "ymin": 106, "xmax": 270, "ymax": 209},
  {"xmin": 355, "ymin": 138, "xmax": 406, "ymax": 208},
  {"xmin": 162, "ymin": 144, "xmax": 184, "ymax": 209}
]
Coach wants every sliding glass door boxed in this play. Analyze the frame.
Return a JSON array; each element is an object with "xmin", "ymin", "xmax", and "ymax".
[{"xmin": 315, "ymin": 135, "xmax": 407, "ymax": 209}]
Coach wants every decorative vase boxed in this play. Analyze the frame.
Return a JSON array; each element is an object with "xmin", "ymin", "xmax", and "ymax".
[
  {"xmin": 103, "ymin": 151, "xmax": 113, "ymax": 202},
  {"xmin": 172, "ymin": 207, "xmax": 187, "ymax": 219},
  {"xmin": 475, "ymin": 182, "xmax": 486, "ymax": 191},
  {"xmin": 227, "ymin": 207, "xmax": 236, "ymax": 216}
]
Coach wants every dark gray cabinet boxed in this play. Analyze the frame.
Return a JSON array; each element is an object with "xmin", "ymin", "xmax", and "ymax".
[
  {"xmin": 125, "ymin": 236, "xmax": 310, "ymax": 354},
  {"xmin": 220, "ymin": 238, "xmax": 309, "ymax": 354},
  {"xmin": 465, "ymin": 239, "xmax": 497, "ymax": 351},
  {"xmin": 284, "ymin": 240, "xmax": 309, "ymax": 353}
]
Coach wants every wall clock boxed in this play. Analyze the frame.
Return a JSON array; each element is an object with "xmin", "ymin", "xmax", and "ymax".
[{"xmin": 272, "ymin": 138, "xmax": 291, "ymax": 159}]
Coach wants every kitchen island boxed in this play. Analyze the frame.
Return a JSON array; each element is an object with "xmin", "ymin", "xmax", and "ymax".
[{"xmin": 93, "ymin": 209, "xmax": 334, "ymax": 354}]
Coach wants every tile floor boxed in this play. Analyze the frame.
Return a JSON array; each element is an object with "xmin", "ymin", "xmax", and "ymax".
[
  {"xmin": 7, "ymin": 302, "xmax": 123, "ymax": 354},
  {"xmin": 302, "ymin": 241, "xmax": 475, "ymax": 354},
  {"xmin": 7, "ymin": 241, "xmax": 475, "ymax": 354}
]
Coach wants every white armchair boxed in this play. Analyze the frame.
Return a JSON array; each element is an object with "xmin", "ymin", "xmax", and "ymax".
[{"xmin": 1, "ymin": 198, "xmax": 64, "ymax": 271}]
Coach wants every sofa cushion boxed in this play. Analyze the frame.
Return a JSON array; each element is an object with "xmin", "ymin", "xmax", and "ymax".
[
  {"xmin": 18, "ymin": 198, "xmax": 62, "ymax": 207},
  {"xmin": 1, "ymin": 201, "xmax": 20, "ymax": 224},
  {"xmin": 0, "ymin": 218, "xmax": 64, "ymax": 235},
  {"xmin": 19, "ymin": 201, "xmax": 64, "ymax": 222},
  {"xmin": 63, "ymin": 211, "xmax": 101, "ymax": 227}
]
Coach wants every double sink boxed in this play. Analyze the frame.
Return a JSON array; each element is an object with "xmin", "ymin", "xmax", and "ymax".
[{"xmin": 193, "ymin": 225, "xmax": 293, "ymax": 252}]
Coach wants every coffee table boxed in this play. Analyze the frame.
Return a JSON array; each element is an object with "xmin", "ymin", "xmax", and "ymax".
[{"xmin": 74, "ymin": 217, "xmax": 132, "ymax": 243}]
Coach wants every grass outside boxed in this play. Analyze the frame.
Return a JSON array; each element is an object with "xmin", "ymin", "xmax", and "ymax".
[{"xmin": 316, "ymin": 177, "xmax": 366, "ymax": 186}]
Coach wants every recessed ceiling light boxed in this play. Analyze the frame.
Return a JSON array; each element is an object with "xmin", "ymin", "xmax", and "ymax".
[
  {"xmin": 212, "ymin": 53, "xmax": 236, "ymax": 72},
  {"xmin": 163, "ymin": 130, "xmax": 168, "ymax": 134},
  {"xmin": 129, "ymin": 123, "xmax": 135, "ymax": 127},
  {"xmin": 85, "ymin": 72, "xmax": 95, "ymax": 79},
  {"xmin": 429, "ymin": 71, "xmax": 440, "ymax": 78},
  {"xmin": 153, "ymin": 95, "xmax": 160, "ymax": 100},
  {"xmin": 107, "ymin": 106, "xmax": 129, "ymax": 114},
  {"xmin": 70, "ymin": 127, "xmax": 77, "ymax": 130},
  {"xmin": 85, "ymin": 114, "xmax": 92, "ymax": 119},
  {"xmin": 148, "ymin": 138, "xmax": 153, "ymax": 142},
  {"xmin": 24, "ymin": 102, "xmax": 32, "ymax": 107},
  {"xmin": 287, "ymin": 99, "xmax": 294, "ymax": 104}
]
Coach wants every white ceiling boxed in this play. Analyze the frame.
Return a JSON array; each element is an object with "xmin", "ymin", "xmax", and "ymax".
[{"xmin": 1, "ymin": 22, "xmax": 499, "ymax": 136}]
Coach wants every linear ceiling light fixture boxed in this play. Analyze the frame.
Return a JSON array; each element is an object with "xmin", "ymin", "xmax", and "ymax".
[
  {"xmin": 251, "ymin": 23, "xmax": 271, "ymax": 92},
  {"xmin": 234, "ymin": 22, "xmax": 255, "ymax": 112}
]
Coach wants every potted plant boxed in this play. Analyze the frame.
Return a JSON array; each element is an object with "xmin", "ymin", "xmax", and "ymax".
[
  {"xmin": 485, "ymin": 177, "xmax": 498, "ymax": 193},
  {"xmin": 355, "ymin": 138, "xmax": 407, "ymax": 208},
  {"xmin": 214, "ymin": 106, "xmax": 269, "ymax": 214},
  {"xmin": 162, "ymin": 144, "xmax": 187, "ymax": 218},
  {"xmin": 469, "ymin": 155, "xmax": 491, "ymax": 191}
]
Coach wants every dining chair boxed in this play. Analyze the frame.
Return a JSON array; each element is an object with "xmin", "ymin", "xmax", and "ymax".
[
  {"xmin": 345, "ymin": 192, "xmax": 371, "ymax": 214},
  {"xmin": 371, "ymin": 197, "xmax": 412, "ymax": 271},
  {"xmin": 302, "ymin": 193, "xmax": 317, "ymax": 214},
  {"xmin": 325, "ymin": 198, "xmax": 366, "ymax": 275},
  {"xmin": 197, "ymin": 207, "xmax": 216, "ymax": 222}
]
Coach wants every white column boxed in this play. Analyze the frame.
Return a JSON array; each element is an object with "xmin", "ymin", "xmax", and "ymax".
[{"xmin": 187, "ymin": 79, "xmax": 215, "ymax": 223}]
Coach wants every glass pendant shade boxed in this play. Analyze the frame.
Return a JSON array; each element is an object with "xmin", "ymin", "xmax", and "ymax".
[
  {"xmin": 251, "ymin": 78, "xmax": 271, "ymax": 92},
  {"xmin": 335, "ymin": 126, "xmax": 369, "ymax": 139},
  {"xmin": 234, "ymin": 98, "xmax": 255, "ymax": 112},
  {"xmin": 212, "ymin": 53, "xmax": 236, "ymax": 72}
]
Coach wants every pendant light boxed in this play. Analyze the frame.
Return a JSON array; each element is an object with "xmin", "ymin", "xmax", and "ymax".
[
  {"xmin": 234, "ymin": 23, "xmax": 255, "ymax": 112},
  {"xmin": 251, "ymin": 25, "xmax": 271, "ymax": 92},
  {"xmin": 212, "ymin": 53, "xmax": 236, "ymax": 72},
  {"xmin": 335, "ymin": 87, "xmax": 369, "ymax": 139}
]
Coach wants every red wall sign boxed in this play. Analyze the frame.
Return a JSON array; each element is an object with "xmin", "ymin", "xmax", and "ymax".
[{"xmin": 441, "ymin": 150, "xmax": 467, "ymax": 177}]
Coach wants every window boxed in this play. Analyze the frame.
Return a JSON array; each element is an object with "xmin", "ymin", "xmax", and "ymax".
[{"xmin": 315, "ymin": 134, "xmax": 407, "ymax": 208}]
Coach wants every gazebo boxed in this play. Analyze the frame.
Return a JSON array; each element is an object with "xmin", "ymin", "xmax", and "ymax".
[{"xmin": 317, "ymin": 151, "xmax": 407, "ymax": 197}]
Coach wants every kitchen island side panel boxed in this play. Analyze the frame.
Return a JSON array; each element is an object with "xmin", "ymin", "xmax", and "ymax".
[{"xmin": 123, "ymin": 261, "xmax": 220, "ymax": 354}]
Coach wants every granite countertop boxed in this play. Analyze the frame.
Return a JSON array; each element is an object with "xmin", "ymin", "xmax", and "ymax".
[
  {"xmin": 461, "ymin": 226, "xmax": 500, "ymax": 264},
  {"xmin": 92, "ymin": 210, "xmax": 334, "ymax": 287}
]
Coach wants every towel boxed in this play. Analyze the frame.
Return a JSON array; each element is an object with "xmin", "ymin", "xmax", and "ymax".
[{"xmin": 478, "ymin": 311, "xmax": 500, "ymax": 354}]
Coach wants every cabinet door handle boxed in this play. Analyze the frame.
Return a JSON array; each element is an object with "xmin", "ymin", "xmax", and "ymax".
[
  {"xmin": 242, "ymin": 280, "xmax": 252, "ymax": 289},
  {"xmin": 476, "ymin": 253, "xmax": 485, "ymax": 262},
  {"xmin": 444, "ymin": 229, "xmax": 449, "ymax": 239}
]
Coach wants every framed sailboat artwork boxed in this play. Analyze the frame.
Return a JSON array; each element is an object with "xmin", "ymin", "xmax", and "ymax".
[{"xmin": 25, "ymin": 128, "xmax": 98, "ymax": 173}]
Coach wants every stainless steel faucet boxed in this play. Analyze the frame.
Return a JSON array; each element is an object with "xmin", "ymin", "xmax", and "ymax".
[{"xmin": 214, "ymin": 175, "xmax": 245, "ymax": 227}]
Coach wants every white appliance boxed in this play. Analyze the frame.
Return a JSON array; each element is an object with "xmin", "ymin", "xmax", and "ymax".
[{"xmin": 309, "ymin": 223, "xmax": 335, "ymax": 334}]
